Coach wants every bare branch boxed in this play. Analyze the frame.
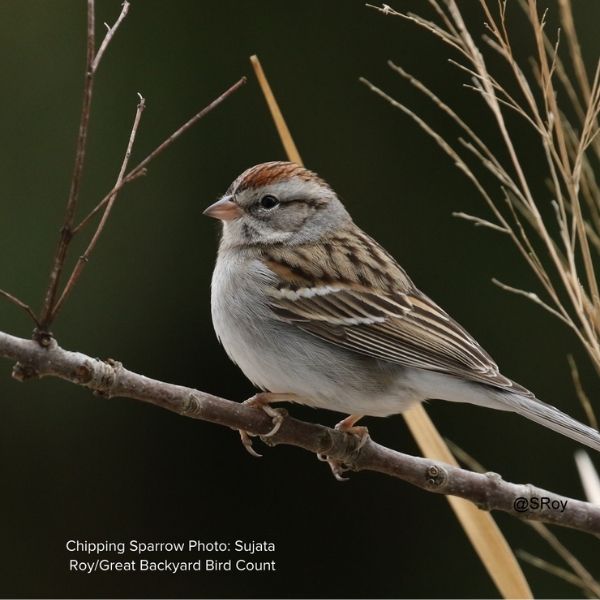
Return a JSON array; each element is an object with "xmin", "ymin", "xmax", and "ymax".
[
  {"xmin": 35, "ymin": 73, "xmax": 245, "ymax": 327},
  {"xmin": 0, "ymin": 290, "xmax": 39, "ymax": 327},
  {"xmin": 72, "ymin": 169, "xmax": 146, "ymax": 235},
  {"xmin": 74, "ymin": 76, "xmax": 247, "ymax": 234},
  {"xmin": 37, "ymin": 0, "xmax": 130, "ymax": 331},
  {"xmin": 38, "ymin": 0, "xmax": 97, "ymax": 330},
  {"xmin": 91, "ymin": 1, "xmax": 130, "ymax": 73},
  {"xmin": 51, "ymin": 94, "xmax": 146, "ymax": 321},
  {"xmin": 125, "ymin": 78, "xmax": 248, "ymax": 182},
  {"xmin": 0, "ymin": 329, "xmax": 599, "ymax": 536}
]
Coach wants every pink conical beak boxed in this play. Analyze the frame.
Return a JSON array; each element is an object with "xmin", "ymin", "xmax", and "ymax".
[{"xmin": 203, "ymin": 197, "xmax": 242, "ymax": 221}]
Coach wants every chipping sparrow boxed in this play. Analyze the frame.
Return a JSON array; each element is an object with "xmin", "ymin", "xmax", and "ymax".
[{"xmin": 204, "ymin": 161, "xmax": 600, "ymax": 466}]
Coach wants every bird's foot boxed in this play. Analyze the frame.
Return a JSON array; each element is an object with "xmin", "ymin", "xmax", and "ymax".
[
  {"xmin": 318, "ymin": 415, "xmax": 369, "ymax": 481},
  {"xmin": 238, "ymin": 393, "xmax": 293, "ymax": 457}
]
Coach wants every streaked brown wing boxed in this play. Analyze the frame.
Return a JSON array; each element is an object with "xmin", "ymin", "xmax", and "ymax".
[{"xmin": 269, "ymin": 283, "xmax": 522, "ymax": 392}]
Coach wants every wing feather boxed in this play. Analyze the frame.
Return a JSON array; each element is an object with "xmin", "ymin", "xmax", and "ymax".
[{"xmin": 269, "ymin": 282, "xmax": 522, "ymax": 392}]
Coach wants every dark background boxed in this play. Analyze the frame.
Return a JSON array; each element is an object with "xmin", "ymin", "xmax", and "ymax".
[{"xmin": 0, "ymin": 0, "xmax": 599, "ymax": 597}]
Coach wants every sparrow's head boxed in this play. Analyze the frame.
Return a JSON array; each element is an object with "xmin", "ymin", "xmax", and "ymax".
[{"xmin": 204, "ymin": 161, "xmax": 351, "ymax": 247}]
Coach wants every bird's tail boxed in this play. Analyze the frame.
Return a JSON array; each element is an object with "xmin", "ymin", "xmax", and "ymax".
[{"xmin": 502, "ymin": 392, "xmax": 600, "ymax": 452}]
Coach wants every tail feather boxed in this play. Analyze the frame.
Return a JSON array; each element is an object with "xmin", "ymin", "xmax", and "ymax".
[{"xmin": 506, "ymin": 393, "xmax": 600, "ymax": 452}]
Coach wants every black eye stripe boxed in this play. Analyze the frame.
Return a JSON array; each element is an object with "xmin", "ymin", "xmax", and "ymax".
[
  {"xmin": 279, "ymin": 198, "xmax": 324, "ymax": 208},
  {"xmin": 254, "ymin": 195, "xmax": 325, "ymax": 211}
]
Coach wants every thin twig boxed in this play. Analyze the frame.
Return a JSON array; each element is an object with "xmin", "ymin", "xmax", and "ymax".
[
  {"xmin": 517, "ymin": 551, "xmax": 597, "ymax": 598},
  {"xmin": 0, "ymin": 290, "xmax": 40, "ymax": 327},
  {"xmin": 72, "ymin": 170, "xmax": 147, "ymax": 235},
  {"xmin": 526, "ymin": 521, "xmax": 600, "ymax": 597},
  {"xmin": 0, "ymin": 329, "xmax": 599, "ymax": 536},
  {"xmin": 74, "ymin": 77, "xmax": 247, "ymax": 234},
  {"xmin": 38, "ymin": 0, "xmax": 131, "ymax": 332},
  {"xmin": 51, "ymin": 94, "xmax": 146, "ymax": 321},
  {"xmin": 491, "ymin": 279, "xmax": 573, "ymax": 327},
  {"xmin": 387, "ymin": 60, "xmax": 511, "ymax": 178},
  {"xmin": 38, "ymin": 0, "xmax": 98, "ymax": 330},
  {"xmin": 91, "ymin": 1, "xmax": 130, "ymax": 73},
  {"xmin": 453, "ymin": 212, "xmax": 509, "ymax": 233},
  {"xmin": 360, "ymin": 75, "xmax": 551, "ymax": 313}
]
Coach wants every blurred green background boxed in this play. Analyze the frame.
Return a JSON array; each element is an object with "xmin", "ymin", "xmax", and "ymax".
[{"xmin": 0, "ymin": 0, "xmax": 598, "ymax": 597}]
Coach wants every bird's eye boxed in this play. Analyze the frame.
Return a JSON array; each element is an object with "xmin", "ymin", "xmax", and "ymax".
[{"xmin": 259, "ymin": 194, "xmax": 279, "ymax": 209}]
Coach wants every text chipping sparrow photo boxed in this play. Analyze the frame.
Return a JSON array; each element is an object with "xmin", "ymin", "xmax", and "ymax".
[{"xmin": 0, "ymin": 1, "xmax": 599, "ymax": 599}]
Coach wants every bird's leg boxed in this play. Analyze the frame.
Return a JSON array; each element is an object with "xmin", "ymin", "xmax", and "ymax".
[
  {"xmin": 318, "ymin": 414, "xmax": 369, "ymax": 481},
  {"xmin": 335, "ymin": 414, "xmax": 369, "ymax": 439},
  {"xmin": 238, "ymin": 392, "xmax": 297, "ymax": 457}
]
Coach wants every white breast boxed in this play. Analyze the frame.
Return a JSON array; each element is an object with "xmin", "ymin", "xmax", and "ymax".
[
  {"xmin": 211, "ymin": 249, "xmax": 288, "ymax": 391},
  {"xmin": 210, "ymin": 248, "xmax": 422, "ymax": 416}
]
